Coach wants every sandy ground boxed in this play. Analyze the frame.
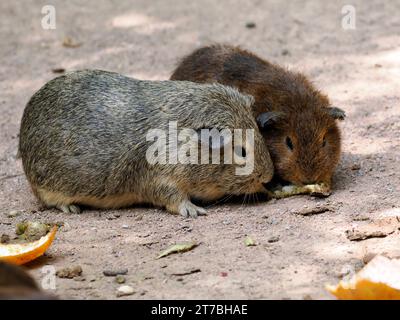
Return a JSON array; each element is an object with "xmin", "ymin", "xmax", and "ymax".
[{"xmin": 1, "ymin": 0, "xmax": 400, "ymax": 299}]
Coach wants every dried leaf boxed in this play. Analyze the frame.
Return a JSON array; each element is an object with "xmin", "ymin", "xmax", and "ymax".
[
  {"xmin": 346, "ymin": 217, "xmax": 400, "ymax": 241},
  {"xmin": 157, "ymin": 242, "xmax": 198, "ymax": 259},
  {"xmin": 290, "ymin": 204, "xmax": 333, "ymax": 216}
]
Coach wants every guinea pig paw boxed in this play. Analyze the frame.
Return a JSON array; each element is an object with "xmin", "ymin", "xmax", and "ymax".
[
  {"xmin": 57, "ymin": 204, "xmax": 82, "ymax": 214},
  {"xmin": 179, "ymin": 201, "xmax": 207, "ymax": 218}
]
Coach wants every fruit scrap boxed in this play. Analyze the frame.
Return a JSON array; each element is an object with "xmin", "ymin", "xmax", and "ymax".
[
  {"xmin": 244, "ymin": 237, "xmax": 256, "ymax": 246},
  {"xmin": 327, "ymin": 255, "xmax": 400, "ymax": 300},
  {"xmin": 0, "ymin": 226, "xmax": 57, "ymax": 265},
  {"xmin": 268, "ymin": 183, "xmax": 331, "ymax": 199}
]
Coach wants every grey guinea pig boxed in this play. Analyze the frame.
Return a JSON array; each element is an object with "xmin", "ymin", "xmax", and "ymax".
[{"xmin": 19, "ymin": 70, "xmax": 274, "ymax": 217}]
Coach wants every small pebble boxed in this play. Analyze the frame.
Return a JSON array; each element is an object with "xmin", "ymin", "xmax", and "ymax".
[
  {"xmin": 121, "ymin": 224, "xmax": 129, "ymax": 229},
  {"xmin": 52, "ymin": 68, "xmax": 66, "ymax": 74},
  {"xmin": 268, "ymin": 235, "xmax": 280, "ymax": 243},
  {"xmin": 103, "ymin": 269, "xmax": 128, "ymax": 277},
  {"xmin": 6, "ymin": 210, "xmax": 21, "ymax": 218},
  {"xmin": 56, "ymin": 265, "xmax": 83, "ymax": 279},
  {"xmin": 115, "ymin": 275, "xmax": 126, "ymax": 284},
  {"xmin": 245, "ymin": 22, "xmax": 256, "ymax": 29},
  {"xmin": 0, "ymin": 234, "xmax": 10, "ymax": 244},
  {"xmin": 116, "ymin": 285, "xmax": 135, "ymax": 297}
]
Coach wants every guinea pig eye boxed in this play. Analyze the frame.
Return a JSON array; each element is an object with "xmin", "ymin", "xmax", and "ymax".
[
  {"xmin": 286, "ymin": 137, "xmax": 294, "ymax": 151},
  {"xmin": 234, "ymin": 146, "xmax": 247, "ymax": 158}
]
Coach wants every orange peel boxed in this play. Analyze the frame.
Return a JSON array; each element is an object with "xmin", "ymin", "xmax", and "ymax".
[
  {"xmin": 0, "ymin": 226, "xmax": 57, "ymax": 265},
  {"xmin": 327, "ymin": 255, "xmax": 400, "ymax": 300}
]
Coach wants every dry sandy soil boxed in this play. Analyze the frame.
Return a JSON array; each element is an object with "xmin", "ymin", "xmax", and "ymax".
[{"xmin": 1, "ymin": 0, "xmax": 399, "ymax": 299}]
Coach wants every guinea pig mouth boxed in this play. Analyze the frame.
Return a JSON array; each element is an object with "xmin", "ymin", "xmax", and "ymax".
[{"xmin": 262, "ymin": 176, "xmax": 292, "ymax": 190}]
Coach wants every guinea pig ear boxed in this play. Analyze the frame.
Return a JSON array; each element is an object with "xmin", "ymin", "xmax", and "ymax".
[
  {"xmin": 256, "ymin": 112, "xmax": 282, "ymax": 130},
  {"xmin": 326, "ymin": 107, "xmax": 346, "ymax": 120},
  {"xmin": 197, "ymin": 128, "xmax": 232, "ymax": 150}
]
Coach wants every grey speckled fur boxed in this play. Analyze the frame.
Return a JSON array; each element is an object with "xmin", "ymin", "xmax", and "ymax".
[{"xmin": 19, "ymin": 70, "xmax": 273, "ymax": 217}]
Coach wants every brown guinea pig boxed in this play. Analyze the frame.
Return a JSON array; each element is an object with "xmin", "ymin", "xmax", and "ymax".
[
  {"xmin": 0, "ymin": 262, "xmax": 56, "ymax": 299},
  {"xmin": 170, "ymin": 44, "xmax": 345, "ymax": 187}
]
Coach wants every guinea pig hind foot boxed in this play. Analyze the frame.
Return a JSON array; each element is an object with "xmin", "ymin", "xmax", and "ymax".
[{"xmin": 56, "ymin": 204, "xmax": 82, "ymax": 214}]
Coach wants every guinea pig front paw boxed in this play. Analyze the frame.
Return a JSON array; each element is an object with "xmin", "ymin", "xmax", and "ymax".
[
  {"xmin": 56, "ymin": 204, "xmax": 82, "ymax": 214},
  {"xmin": 178, "ymin": 200, "xmax": 207, "ymax": 218}
]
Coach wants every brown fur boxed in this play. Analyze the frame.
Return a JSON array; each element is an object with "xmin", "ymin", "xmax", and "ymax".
[
  {"xmin": 171, "ymin": 44, "xmax": 344, "ymax": 186},
  {"xmin": 0, "ymin": 262, "xmax": 56, "ymax": 299}
]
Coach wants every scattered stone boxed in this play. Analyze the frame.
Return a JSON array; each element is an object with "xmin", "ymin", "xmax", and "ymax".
[
  {"xmin": 121, "ymin": 224, "xmax": 129, "ymax": 229},
  {"xmin": 51, "ymin": 68, "xmax": 65, "ymax": 74},
  {"xmin": 0, "ymin": 234, "xmax": 10, "ymax": 244},
  {"xmin": 221, "ymin": 272, "xmax": 228, "ymax": 277},
  {"xmin": 62, "ymin": 36, "xmax": 82, "ymax": 48},
  {"xmin": 268, "ymin": 235, "xmax": 280, "ymax": 243},
  {"xmin": 115, "ymin": 275, "xmax": 126, "ymax": 284},
  {"xmin": 6, "ymin": 210, "xmax": 22, "ymax": 218},
  {"xmin": 281, "ymin": 49, "xmax": 290, "ymax": 56},
  {"xmin": 56, "ymin": 265, "xmax": 83, "ymax": 279},
  {"xmin": 116, "ymin": 285, "xmax": 135, "ymax": 297},
  {"xmin": 103, "ymin": 269, "xmax": 128, "ymax": 277},
  {"xmin": 351, "ymin": 163, "xmax": 361, "ymax": 170},
  {"xmin": 245, "ymin": 22, "xmax": 256, "ymax": 29}
]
